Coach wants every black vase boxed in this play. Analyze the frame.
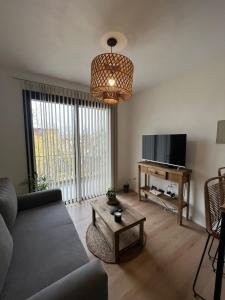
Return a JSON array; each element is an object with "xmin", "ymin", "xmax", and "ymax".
[{"xmin": 123, "ymin": 184, "xmax": 129, "ymax": 193}]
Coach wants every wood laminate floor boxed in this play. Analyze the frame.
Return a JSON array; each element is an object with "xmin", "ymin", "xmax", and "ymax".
[{"xmin": 67, "ymin": 192, "xmax": 225, "ymax": 300}]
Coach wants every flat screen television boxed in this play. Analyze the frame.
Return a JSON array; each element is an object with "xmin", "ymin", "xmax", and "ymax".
[{"xmin": 142, "ymin": 134, "xmax": 187, "ymax": 167}]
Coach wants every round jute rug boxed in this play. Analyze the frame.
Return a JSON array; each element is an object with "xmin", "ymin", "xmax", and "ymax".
[{"xmin": 86, "ymin": 224, "xmax": 146, "ymax": 264}]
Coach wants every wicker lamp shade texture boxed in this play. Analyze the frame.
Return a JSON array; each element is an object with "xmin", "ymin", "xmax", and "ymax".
[{"xmin": 90, "ymin": 52, "xmax": 134, "ymax": 104}]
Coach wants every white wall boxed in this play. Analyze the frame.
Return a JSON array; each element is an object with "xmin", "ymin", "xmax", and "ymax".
[
  {"xmin": 128, "ymin": 57, "xmax": 225, "ymax": 227},
  {"xmin": 0, "ymin": 68, "xmax": 126, "ymax": 194},
  {"xmin": 0, "ymin": 70, "xmax": 27, "ymax": 194}
]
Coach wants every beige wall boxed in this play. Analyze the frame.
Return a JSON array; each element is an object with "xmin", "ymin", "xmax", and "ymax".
[
  {"xmin": 128, "ymin": 57, "xmax": 225, "ymax": 226},
  {"xmin": 0, "ymin": 68, "xmax": 127, "ymax": 194}
]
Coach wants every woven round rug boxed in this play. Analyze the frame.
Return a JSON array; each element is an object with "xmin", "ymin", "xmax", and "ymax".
[{"xmin": 86, "ymin": 224, "xmax": 146, "ymax": 264}]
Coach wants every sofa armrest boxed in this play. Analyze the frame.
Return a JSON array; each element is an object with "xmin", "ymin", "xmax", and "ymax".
[
  {"xmin": 27, "ymin": 260, "xmax": 108, "ymax": 300},
  {"xmin": 18, "ymin": 189, "xmax": 62, "ymax": 211}
]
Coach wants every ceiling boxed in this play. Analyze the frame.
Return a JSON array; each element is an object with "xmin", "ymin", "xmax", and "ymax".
[{"xmin": 0, "ymin": 0, "xmax": 225, "ymax": 92}]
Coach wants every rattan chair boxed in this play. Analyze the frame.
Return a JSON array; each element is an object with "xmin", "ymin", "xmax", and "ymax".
[
  {"xmin": 207, "ymin": 168, "xmax": 225, "ymax": 265},
  {"xmin": 193, "ymin": 176, "xmax": 225, "ymax": 299}
]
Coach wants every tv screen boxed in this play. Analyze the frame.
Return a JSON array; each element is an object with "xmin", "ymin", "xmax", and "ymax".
[{"xmin": 142, "ymin": 134, "xmax": 187, "ymax": 167}]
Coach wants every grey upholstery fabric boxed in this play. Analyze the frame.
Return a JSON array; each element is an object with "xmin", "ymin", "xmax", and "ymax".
[
  {"xmin": 1, "ymin": 201, "xmax": 89, "ymax": 300},
  {"xmin": 27, "ymin": 260, "xmax": 108, "ymax": 300},
  {"xmin": 15, "ymin": 201, "xmax": 74, "ymax": 233},
  {"xmin": 0, "ymin": 178, "xmax": 17, "ymax": 231},
  {"xmin": 18, "ymin": 189, "xmax": 62, "ymax": 211},
  {"xmin": 0, "ymin": 184, "xmax": 108, "ymax": 300},
  {"xmin": 0, "ymin": 215, "xmax": 13, "ymax": 295}
]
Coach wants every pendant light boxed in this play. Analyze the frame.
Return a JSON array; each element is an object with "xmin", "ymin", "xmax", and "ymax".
[{"xmin": 90, "ymin": 37, "xmax": 134, "ymax": 104}]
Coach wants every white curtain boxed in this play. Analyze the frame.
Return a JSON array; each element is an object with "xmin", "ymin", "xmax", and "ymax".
[
  {"xmin": 79, "ymin": 100, "xmax": 111, "ymax": 200},
  {"xmin": 22, "ymin": 81, "xmax": 112, "ymax": 203}
]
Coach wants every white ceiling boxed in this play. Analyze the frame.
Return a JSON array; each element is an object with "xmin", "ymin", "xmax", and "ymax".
[{"xmin": 0, "ymin": 0, "xmax": 225, "ymax": 92}]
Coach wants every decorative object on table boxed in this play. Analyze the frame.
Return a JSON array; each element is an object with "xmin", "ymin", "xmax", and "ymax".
[
  {"xmin": 110, "ymin": 205, "xmax": 123, "ymax": 215},
  {"xmin": 150, "ymin": 189, "xmax": 162, "ymax": 196},
  {"xmin": 123, "ymin": 183, "xmax": 130, "ymax": 193},
  {"xmin": 164, "ymin": 190, "xmax": 176, "ymax": 198},
  {"xmin": 106, "ymin": 188, "xmax": 119, "ymax": 206},
  {"xmin": 90, "ymin": 32, "xmax": 134, "ymax": 105},
  {"xmin": 164, "ymin": 183, "xmax": 177, "ymax": 198},
  {"xmin": 114, "ymin": 211, "xmax": 122, "ymax": 223}
]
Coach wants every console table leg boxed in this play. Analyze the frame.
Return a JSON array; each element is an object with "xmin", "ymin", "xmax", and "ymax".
[
  {"xmin": 139, "ymin": 222, "xmax": 144, "ymax": 246},
  {"xmin": 186, "ymin": 179, "xmax": 190, "ymax": 220},
  {"xmin": 138, "ymin": 165, "xmax": 141, "ymax": 201},
  {"xmin": 178, "ymin": 203, "xmax": 182, "ymax": 225},
  {"xmin": 114, "ymin": 232, "xmax": 119, "ymax": 263},
  {"xmin": 144, "ymin": 174, "xmax": 148, "ymax": 199},
  {"xmin": 178, "ymin": 180, "xmax": 184, "ymax": 226}
]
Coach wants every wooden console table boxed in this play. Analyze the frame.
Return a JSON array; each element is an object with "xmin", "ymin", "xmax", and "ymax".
[{"xmin": 138, "ymin": 161, "xmax": 192, "ymax": 226}]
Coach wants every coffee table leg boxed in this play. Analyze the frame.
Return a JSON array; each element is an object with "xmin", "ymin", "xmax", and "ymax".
[
  {"xmin": 114, "ymin": 232, "xmax": 119, "ymax": 263},
  {"xmin": 92, "ymin": 208, "xmax": 96, "ymax": 226},
  {"xmin": 139, "ymin": 222, "xmax": 144, "ymax": 246}
]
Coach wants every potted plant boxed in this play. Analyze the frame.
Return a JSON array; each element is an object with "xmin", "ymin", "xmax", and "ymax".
[
  {"xmin": 106, "ymin": 188, "xmax": 119, "ymax": 206},
  {"xmin": 21, "ymin": 173, "xmax": 50, "ymax": 192}
]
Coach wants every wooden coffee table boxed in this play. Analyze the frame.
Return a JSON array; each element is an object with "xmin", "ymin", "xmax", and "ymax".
[{"xmin": 91, "ymin": 197, "xmax": 146, "ymax": 263}]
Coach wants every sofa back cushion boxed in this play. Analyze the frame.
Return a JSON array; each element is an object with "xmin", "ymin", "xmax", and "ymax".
[
  {"xmin": 0, "ymin": 214, "xmax": 13, "ymax": 295},
  {"xmin": 0, "ymin": 178, "xmax": 17, "ymax": 231}
]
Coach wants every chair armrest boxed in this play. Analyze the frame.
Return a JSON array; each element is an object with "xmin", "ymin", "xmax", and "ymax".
[
  {"xmin": 18, "ymin": 189, "xmax": 62, "ymax": 211},
  {"xmin": 27, "ymin": 260, "xmax": 108, "ymax": 300}
]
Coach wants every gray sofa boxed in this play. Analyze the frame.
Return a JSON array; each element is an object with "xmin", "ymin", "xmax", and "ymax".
[{"xmin": 0, "ymin": 178, "xmax": 108, "ymax": 300}]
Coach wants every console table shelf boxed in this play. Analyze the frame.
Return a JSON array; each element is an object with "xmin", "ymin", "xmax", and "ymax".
[
  {"xmin": 140, "ymin": 186, "xmax": 187, "ymax": 209},
  {"xmin": 138, "ymin": 161, "xmax": 192, "ymax": 226}
]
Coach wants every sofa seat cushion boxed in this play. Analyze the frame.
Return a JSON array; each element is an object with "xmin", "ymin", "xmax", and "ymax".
[
  {"xmin": 0, "ymin": 178, "xmax": 17, "ymax": 232},
  {"xmin": 14, "ymin": 201, "xmax": 75, "ymax": 234},
  {"xmin": 1, "ymin": 201, "xmax": 89, "ymax": 300}
]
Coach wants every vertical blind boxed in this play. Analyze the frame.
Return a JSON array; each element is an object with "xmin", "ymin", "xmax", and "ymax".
[{"xmin": 22, "ymin": 80, "xmax": 113, "ymax": 203}]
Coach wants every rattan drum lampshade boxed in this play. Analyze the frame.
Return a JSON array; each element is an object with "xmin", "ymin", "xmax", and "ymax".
[{"xmin": 90, "ymin": 37, "xmax": 134, "ymax": 104}]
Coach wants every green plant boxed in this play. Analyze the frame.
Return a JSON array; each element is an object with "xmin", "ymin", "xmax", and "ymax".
[
  {"xmin": 34, "ymin": 175, "xmax": 49, "ymax": 191},
  {"xmin": 106, "ymin": 188, "xmax": 117, "ymax": 199},
  {"xmin": 21, "ymin": 173, "xmax": 49, "ymax": 192}
]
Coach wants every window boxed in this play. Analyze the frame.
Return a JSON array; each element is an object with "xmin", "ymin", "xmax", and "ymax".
[{"xmin": 23, "ymin": 87, "xmax": 112, "ymax": 203}]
